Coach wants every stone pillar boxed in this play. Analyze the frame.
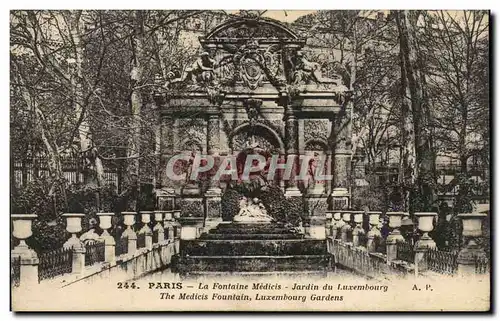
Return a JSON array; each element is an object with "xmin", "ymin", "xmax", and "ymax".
[
  {"xmin": 331, "ymin": 112, "xmax": 351, "ymax": 209},
  {"xmin": 153, "ymin": 211, "xmax": 165, "ymax": 243},
  {"xmin": 139, "ymin": 211, "xmax": 153, "ymax": 250},
  {"xmin": 173, "ymin": 210, "xmax": 182, "ymax": 238},
  {"xmin": 283, "ymin": 99, "xmax": 301, "ymax": 197},
  {"xmin": 178, "ymin": 218, "xmax": 204, "ymax": 240},
  {"xmin": 11, "ymin": 214, "xmax": 39, "ymax": 288},
  {"xmin": 332, "ymin": 211, "xmax": 344, "ymax": 239},
  {"xmin": 366, "ymin": 211, "xmax": 382, "ymax": 253},
  {"xmin": 340, "ymin": 211, "xmax": 352, "ymax": 242},
  {"xmin": 386, "ymin": 212, "xmax": 406, "ymax": 263},
  {"xmin": 160, "ymin": 114, "xmax": 175, "ymax": 189},
  {"xmin": 325, "ymin": 212, "xmax": 333, "ymax": 237},
  {"xmin": 97, "ymin": 212, "xmax": 116, "ymax": 264},
  {"xmin": 352, "ymin": 211, "xmax": 365, "ymax": 247},
  {"xmin": 164, "ymin": 211, "xmax": 175, "ymax": 240},
  {"xmin": 62, "ymin": 213, "xmax": 86, "ymax": 278},
  {"xmin": 304, "ymin": 216, "xmax": 327, "ymax": 240},
  {"xmin": 456, "ymin": 213, "xmax": 487, "ymax": 276},
  {"xmin": 205, "ymin": 112, "xmax": 223, "ymax": 230},
  {"xmin": 413, "ymin": 212, "xmax": 437, "ymax": 274},
  {"xmin": 122, "ymin": 212, "xmax": 137, "ymax": 254}
]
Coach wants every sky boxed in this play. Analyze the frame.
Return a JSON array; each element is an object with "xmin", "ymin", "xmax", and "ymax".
[{"xmin": 226, "ymin": 10, "xmax": 317, "ymax": 23}]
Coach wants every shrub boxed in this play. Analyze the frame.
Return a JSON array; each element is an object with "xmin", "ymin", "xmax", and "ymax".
[{"xmin": 221, "ymin": 187, "xmax": 241, "ymax": 221}]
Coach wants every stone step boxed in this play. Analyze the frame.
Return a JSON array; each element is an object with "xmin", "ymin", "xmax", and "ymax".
[
  {"xmin": 179, "ymin": 271, "xmax": 329, "ymax": 278},
  {"xmin": 173, "ymin": 255, "xmax": 333, "ymax": 273},
  {"xmin": 180, "ymin": 239, "xmax": 327, "ymax": 256},
  {"xmin": 208, "ymin": 227, "xmax": 296, "ymax": 234},
  {"xmin": 200, "ymin": 233, "xmax": 305, "ymax": 240}
]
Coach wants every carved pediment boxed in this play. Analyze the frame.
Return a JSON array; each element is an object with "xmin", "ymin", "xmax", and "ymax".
[{"xmin": 203, "ymin": 17, "xmax": 299, "ymax": 41}]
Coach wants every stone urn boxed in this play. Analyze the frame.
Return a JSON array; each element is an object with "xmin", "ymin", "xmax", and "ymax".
[
  {"xmin": 62, "ymin": 213, "xmax": 85, "ymax": 249},
  {"xmin": 11, "ymin": 214, "xmax": 37, "ymax": 251},
  {"xmin": 386, "ymin": 212, "xmax": 406, "ymax": 243},
  {"xmin": 414, "ymin": 212, "xmax": 438, "ymax": 248}
]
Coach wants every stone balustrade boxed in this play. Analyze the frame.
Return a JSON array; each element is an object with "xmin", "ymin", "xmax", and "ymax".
[
  {"xmin": 325, "ymin": 209, "xmax": 489, "ymax": 279},
  {"xmin": 11, "ymin": 209, "xmax": 180, "ymax": 289}
]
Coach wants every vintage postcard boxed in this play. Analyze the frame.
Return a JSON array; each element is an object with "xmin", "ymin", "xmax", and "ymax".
[{"xmin": 10, "ymin": 9, "xmax": 490, "ymax": 312}]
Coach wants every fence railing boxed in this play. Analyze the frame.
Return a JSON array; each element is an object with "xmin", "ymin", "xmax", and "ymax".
[
  {"xmin": 425, "ymin": 248, "xmax": 458, "ymax": 275},
  {"xmin": 84, "ymin": 241, "xmax": 105, "ymax": 266},
  {"xmin": 38, "ymin": 247, "xmax": 73, "ymax": 282},
  {"xmin": 396, "ymin": 242, "xmax": 415, "ymax": 263},
  {"xmin": 475, "ymin": 256, "xmax": 489, "ymax": 274},
  {"xmin": 11, "ymin": 256, "xmax": 20, "ymax": 287},
  {"xmin": 115, "ymin": 236, "xmax": 129, "ymax": 256},
  {"xmin": 330, "ymin": 239, "xmax": 388, "ymax": 279}
]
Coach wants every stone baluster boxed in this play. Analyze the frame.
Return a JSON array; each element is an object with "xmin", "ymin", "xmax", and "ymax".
[
  {"xmin": 352, "ymin": 211, "xmax": 365, "ymax": 247},
  {"xmin": 173, "ymin": 209, "xmax": 181, "ymax": 238},
  {"xmin": 385, "ymin": 212, "xmax": 406, "ymax": 263},
  {"xmin": 62, "ymin": 213, "xmax": 86, "ymax": 278},
  {"xmin": 97, "ymin": 212, "xmax": 115, "ymax": 264},
  {"xmin": 164, "ymin": 211, "xmax": 175, "ymax": 240},
  {"xmin": 139, "ymin": 211, "xmax": 153, "ymax": 250},
  {"xmin": 153, "ymin": 210, "xmax": 165, "ymax": 243},
  {"xmin": 414, "ymin": 212, "xmax": 437, "ymax": 274},
  {"xmin": 325, "ymin": 212, "xmax": 333, "ymax": 237},
  {"xmin": 332, "ymin": 212, "xmax": 344, "ymax": 239},
  {"xmin": 122, "ymin": 212, "xmax": 137, "ymax": 254},
  {"xmin": 366, "ymin": 211, "xmax": 382, "ymax": 253},
  {"xmin": 11, "ymin": 214, "xmax": 39, "ymax": 288},
  {"xmin": 457, "ymin": 213, "xmax": 487, "ymax": 276},
  {"xmin": 340, "ymin": 211, "xmax": 352, "ymax": 242}
]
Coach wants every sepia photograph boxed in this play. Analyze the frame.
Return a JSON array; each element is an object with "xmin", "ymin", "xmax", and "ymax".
[{"xmin": 9, "ymin": 8, "xmax": 491, "ymax": 312}]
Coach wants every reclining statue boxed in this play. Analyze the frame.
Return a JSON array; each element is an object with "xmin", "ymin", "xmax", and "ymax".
[{"xmin": 292, "ymin": 51, "xmax": 344, "ymax": 87}]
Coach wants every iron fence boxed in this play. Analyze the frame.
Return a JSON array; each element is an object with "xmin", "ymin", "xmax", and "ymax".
[
  {"xmin": 84, "ymin": 241, "xmax": 105, "ymax": 266},
  {"xmin": 425, "ymin": 248, "xmax": 458, "ymax": 275},
  {"xmin": 11, "ymin": 256, "xmax": 20, "ymax": 287},
  {"xmin": 38, "ymin": 247, "xmax": 73, "ymax": 282},
  {"xmin": 475, "ymin": 256, "xmax": 489, "ymax": 274},
  {"xmin": 397, "ymin": 241, "xmax": 415, "ymax": 263},
  {"xmin": 115, "ymin": 236, "xmax": 129, "ymax": 256}
]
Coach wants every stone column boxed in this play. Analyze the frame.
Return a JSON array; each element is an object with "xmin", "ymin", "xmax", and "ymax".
[
  {"xmin": 122, "ymin": 212, "xmax": 137, "ymax": 254},
  {"xmin": 331, "ymin": 113, "xmax": 351, "ymax": 209},
  {"xmin": 205, "ymin": 112, "xmax": 223, "ymax": 231},
  {"xmin": 386, "ymin": 212, "xmax": 406, "ymax": 263},
  {"xmin": 366, "ymin": 211, "xmax": 382, "ymax": 253},
  {"xmin": 153, "ymin": 211, "xmax": 165, "ymax": 243},
  {"xmin": 456, "ymin": 213, "xmax": 487, "ymax": 276},
  {"xmin": 340, "ymin": 211, "xmax": 352, "ymax": 242},
  {"xmin": 62, "ymin": 213, "xmax": 86, "ymax": 278},
  {"xmin": 139, "ymin": 211, "xmax": 153, "ymax": 250},
  {"xmin": 11, "ymin": 214, "xmax": 39, "ymax": 288},
  {"xmin": 283, "ymin": 99, "xmax": 301, "ymax": 197},
  {"xmin": 97, "ymin": 212, "xmax": 115, "ymax": 264},
  {"xmin": 352, "ymin": 211, "xmax": 365, "ymax": 247},
  {"xmin": 160, "ymin": 114, "xmax": 175, "ymax": 188},
  {"xmin": 414, "ymin": 212, "xmax": 437, "ymax": 274}
]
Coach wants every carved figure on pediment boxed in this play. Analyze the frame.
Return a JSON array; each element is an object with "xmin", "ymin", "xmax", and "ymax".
[
  {"xmin": 292, "ymin": 51, "xmax": 343, "ymax": 86},
  {"xmin": 166, "ymin": 51, "xmax": 217, "ymax": 88}
]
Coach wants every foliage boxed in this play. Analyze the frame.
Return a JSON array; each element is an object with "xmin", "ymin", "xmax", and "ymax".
[
  {"xmin": 351, "ymin": 184, "xmax": 386, "ymax": 211},
  {"xmin": 221, "ymin": 187, "xmax": 241, "ymax": 221},
  {"xmin": 137, "ymin": 183, "xmax": 156, "ymax": 211}
]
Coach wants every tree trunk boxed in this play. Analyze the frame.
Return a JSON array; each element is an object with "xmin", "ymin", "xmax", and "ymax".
[
  {"xmin": 396, "ymin": 10, "xmax": 436, "ymax": 211},
  {"xmin": 68, "ymin": 10, "xmax": 104, "ymax": 188}
]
